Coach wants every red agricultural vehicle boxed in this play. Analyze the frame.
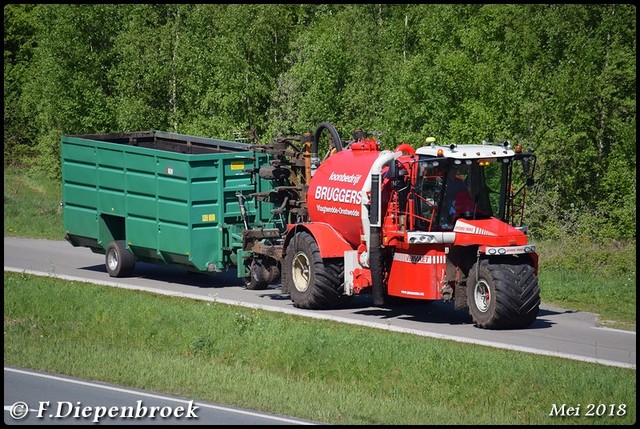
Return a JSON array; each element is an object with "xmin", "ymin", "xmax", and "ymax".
[{"xmin": 245, "ymin": 122, "xmax": 539, "ymax": 329}]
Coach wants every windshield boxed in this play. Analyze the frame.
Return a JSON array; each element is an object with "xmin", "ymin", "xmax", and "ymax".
[{"xmin": 414, "ymin": 158, "xmax": 508, "ymax": 230}]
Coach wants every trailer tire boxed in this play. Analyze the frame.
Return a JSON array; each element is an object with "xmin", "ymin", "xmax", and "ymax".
[
  {"xmin": 244, "ymin": 271, "xmax": 267, "ymax": 291},
  {"xmin": 244, "ymin": 257, "xmax": 279, "ymax": 290},
  {"xmin": 283, "ymin": 232, "xmax": 348, "ymax": 309},
  {"xmin": 105, "ymin": 240, "xmax": 135, "ymax": 278},
  {"xmin": 467, "ymin": 259, "xmax": 539, "ymax": 329}
]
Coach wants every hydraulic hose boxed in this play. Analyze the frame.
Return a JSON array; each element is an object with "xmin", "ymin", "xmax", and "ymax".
[
  {"xmin": 311, "ymin": 122, "xmax": 343, "ymax": 161},
  {"xmin": 394, "ymin": 143, "xmax": 416, "ymax": 156}
]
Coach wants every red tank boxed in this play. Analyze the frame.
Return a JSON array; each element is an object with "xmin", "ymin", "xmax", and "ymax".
[{"xmin": 307, "ymin": 142, "xmax": 381, "ymax": 247}]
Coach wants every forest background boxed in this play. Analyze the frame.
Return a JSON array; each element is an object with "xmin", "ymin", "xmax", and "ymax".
[{"xmin": 3, "ymin": 3, "xmax": 636, "ymax": 242}]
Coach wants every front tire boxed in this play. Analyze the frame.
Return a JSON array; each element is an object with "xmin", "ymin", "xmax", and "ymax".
[
  {"xmin": 467, "ymin": 259, "xmax": 540, "ymax": 329},
  {"xmin": 283, "ymin": 232, "xmax": 348, "ymax": 309},
  {"xmin": 105, "ymin": 240, "xmax": 135, "ymax": 277}
]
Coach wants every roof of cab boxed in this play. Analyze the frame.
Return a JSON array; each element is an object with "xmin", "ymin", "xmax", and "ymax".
[{"xmin": 415, "ymin": 143, "xmax": 514, "ymax": 159}]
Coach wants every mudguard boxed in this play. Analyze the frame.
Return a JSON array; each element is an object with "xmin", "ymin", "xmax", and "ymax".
[{"xmin": 284, "ymin": 223, "xmax": 354, "ymax": 258}]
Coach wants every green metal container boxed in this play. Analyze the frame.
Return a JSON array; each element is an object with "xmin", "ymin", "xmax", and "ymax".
[{"xmin": 61, "ymin": 131, "xmax": 274, "ymax": 273}]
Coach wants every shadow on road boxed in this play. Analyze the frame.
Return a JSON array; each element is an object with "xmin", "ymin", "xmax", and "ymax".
[
  {"xmin": 317, "ymin": 295, "xmax": 560, "ymax": 330},
  {"xmin": 80, "ymin": 262, "xmax": 245, "ymax": 287},
  {"xmin": 81, "ymin": 262, "xmax": 564, "ymax": 331}
]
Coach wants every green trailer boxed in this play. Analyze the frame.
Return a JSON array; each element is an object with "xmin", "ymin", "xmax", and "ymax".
[{"xmin": 61, "ymin": 130, "xmax": 277, "ymax": 281}]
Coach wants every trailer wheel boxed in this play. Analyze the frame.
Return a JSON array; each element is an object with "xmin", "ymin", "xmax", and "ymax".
[
  {"xmin": 243, "ymin": 257, "xmax": 279, "ymax": 290},
  {"xmin": 283, "ymin": 232, "xmax": 348, "ymax": 309},
  {"xmin": 105, "ymin": 240, "xmax": 135, "ymax": 277},
  {"xmin": 467, "ymin": 259, "xmax": 539, "ymax": 329}
]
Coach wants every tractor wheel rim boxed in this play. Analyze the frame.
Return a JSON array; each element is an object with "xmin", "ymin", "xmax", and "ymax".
[
  {"xmin": 107, "ymin": 250, "xmax": 118, "ymax": 271},
  {"xmin": 473, "ymin": 279, "xmax": 491, "ymax": 313},
  {"xmin": 292, "ymin": 252, "xmax": 311, "ymax": 292}
]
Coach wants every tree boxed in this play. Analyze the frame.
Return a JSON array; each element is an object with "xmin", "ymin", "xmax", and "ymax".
[
  {"xmin": 4, "ymin": 4, "xmax": 38, "ymax": 164},
  {"xmin": 19, "ymin": 4, "xmax": 123, "ymax": 176}
]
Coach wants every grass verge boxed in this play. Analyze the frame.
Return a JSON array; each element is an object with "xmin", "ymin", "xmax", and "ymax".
[
  {"xmin": 536, "ymin": 238, "xmax": 636, "ymax": 331},
  {"xmin": 4, "ymin": 271, "xmax": 636, "ymax": 425},
  {"xmin": 4, "ymin": 167, "xmax": 63, "ymax": 239}
]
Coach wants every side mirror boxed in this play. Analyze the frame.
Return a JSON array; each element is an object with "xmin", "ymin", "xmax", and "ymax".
[
  {"xmin": 388, "ymin": 161, "xmax": 399, "ymax": 188},
  {"xmin": 389, "ymin": 161, "xmax": 408, "ymax": 190},
  {"xmin": 388, "ymin": 159, "xmax": 397, "ymax": 177}
]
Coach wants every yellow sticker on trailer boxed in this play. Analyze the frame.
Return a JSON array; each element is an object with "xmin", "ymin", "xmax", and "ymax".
[{"xmin": 231, "ymin": 161, "xmax": 245, "ymax": 171}]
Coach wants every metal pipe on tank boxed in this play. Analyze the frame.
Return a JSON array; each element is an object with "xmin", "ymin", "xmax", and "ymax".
[
  {"xmin": 359, "ymin": 151, "xmax": 403, "ymax": 306},
  {"xmin": 359, "ymin": 150, "xmax": 403, "ymax": 260}
]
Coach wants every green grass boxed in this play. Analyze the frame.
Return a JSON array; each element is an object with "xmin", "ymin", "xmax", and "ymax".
[
  {"xmin": 4, "ymin": 271, "xmax": 635, "ymax": 425},
  {"xmin": 3, "ymin": 167, "xmax": 64, "ymax": 239},
  {"xmin": 536, "ymin": 239, "xmax": 636, "ymax": 331},
  {"xmin": 539, "ymin": 269, "xmax": 636, "ymax": 331}
]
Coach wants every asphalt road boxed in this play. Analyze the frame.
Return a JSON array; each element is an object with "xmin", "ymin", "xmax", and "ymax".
[{"xmin": 4, "ymin": 237, "xmax": 635, "ymax": 370}]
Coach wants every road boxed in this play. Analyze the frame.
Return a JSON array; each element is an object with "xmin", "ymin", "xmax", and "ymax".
[{"xmin": 4, "ymin": 237, "xmax": 635, "ymax": 370}]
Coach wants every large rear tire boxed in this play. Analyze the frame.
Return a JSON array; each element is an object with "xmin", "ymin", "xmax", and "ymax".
[
  {"xmin": 467, "ymin": 259, "xmax": 539, "ymax": 329},
  {"xmin": 105, "ymin": 240, "xmax": 135, "ymax": 277},
  {"xmin": 283, "ymin": 231, "xmax": 349, "ymax": 309}
]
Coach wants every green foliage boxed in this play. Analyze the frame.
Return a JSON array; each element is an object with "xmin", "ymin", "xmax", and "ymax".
[
  {"xmin": 3, "ymin": 4, "xmax": 636, "ymax": 240},
  {"xmin": 175, "ymin": 4, "xmax": 300, "ymax": 140},
  {"xmin": 109, "ymin": 4, "xmax": 179, "ymax": 132},
  {"xmin": 4, "ymin": 4, "xmax": 39, "ymax": 164}
]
